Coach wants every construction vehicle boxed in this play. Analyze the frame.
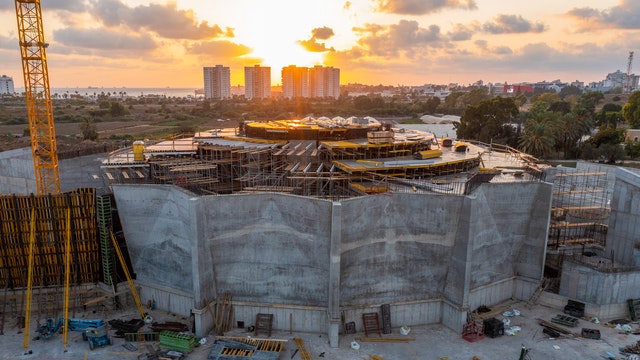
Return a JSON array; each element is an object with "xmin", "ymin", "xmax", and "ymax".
[
  {"xmin": 15, "ymin": 0, "xmax": 61, "ymax": 195},
  {"xmin": 35, "ymin": 317, "xmax": 110, "ymax": 349},
  {"xmin": 85, "ymin": 324, "xmax": 112, "ymax": 350}
]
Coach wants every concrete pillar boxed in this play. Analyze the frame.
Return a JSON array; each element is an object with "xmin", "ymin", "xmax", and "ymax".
[
  {"xmin": 442, "ymin": 195, "xmax": 473, "ymax": 332},
  {"xmin": 607, "ymin": 168, "xmax": 640, "ymax": 266},
  {"xmin": 327, "ymin": 202, "xmax": 342, "ymax": 347}
]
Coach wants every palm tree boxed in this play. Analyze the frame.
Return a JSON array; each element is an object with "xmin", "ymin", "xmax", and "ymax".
[{"xmin": 519, "ymin": 111, "xmax": 559, "ymax": 158}]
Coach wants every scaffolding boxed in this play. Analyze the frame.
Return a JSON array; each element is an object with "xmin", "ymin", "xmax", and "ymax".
[
  {"xmin": 101, "ymin": 122, "xmax": 544, "ymax": 199},
  {"xmin": 548, "ymin": 166, "xmax": 611, "ymax": 249}
]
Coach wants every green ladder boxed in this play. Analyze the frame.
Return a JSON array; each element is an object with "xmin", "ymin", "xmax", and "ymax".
[{"xmin": 97, "ymin": 195, "xmax": 113, "ymax": 285}]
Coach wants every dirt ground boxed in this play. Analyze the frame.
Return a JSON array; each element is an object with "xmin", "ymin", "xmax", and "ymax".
[{"xmin": 0, "ymin": 119, "xmax": 239, "ymax": 153}]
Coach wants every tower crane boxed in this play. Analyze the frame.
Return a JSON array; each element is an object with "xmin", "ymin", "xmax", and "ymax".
[{"xmin": 15, "ymin": 0, "xmax": 60, "ymax": 195}]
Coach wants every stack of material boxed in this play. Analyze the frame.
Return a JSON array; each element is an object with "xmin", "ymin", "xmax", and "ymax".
[
  {"xmin": 159, "ymin": 331, "xmax": 198, "ymax": 353},
  {"xmin": 204, "ymin": 292, "xmax": 234, "ymax": 336},
  {"xmin": 368, "ymin": 131, "xmax": 393, "ymax": 144},
  {"xmin": 151, "ymin": 321, "xmax": 189, "ymax": 332},
  {"xmin": 622, "ymin": 340, "xmax": 640, "ymax": 355}
]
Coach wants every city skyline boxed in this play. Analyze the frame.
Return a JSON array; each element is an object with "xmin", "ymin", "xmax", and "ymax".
[{"xmin": 0, "ymin": 1, "xmax": 638, "ymax": 88}]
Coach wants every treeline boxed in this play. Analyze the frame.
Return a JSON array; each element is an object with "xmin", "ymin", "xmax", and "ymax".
[{"xmin": 2, "ymin": 88, "xmax": 640, "ymax": 162}]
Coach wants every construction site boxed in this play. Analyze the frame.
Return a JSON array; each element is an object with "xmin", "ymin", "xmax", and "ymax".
[
  {"xmin": 4, "ymin": 1, "xmax": 640, "ymax": 359},
  {"xmin": 2, "ymin": 113, "xmax": 640, "ymax": 359}
]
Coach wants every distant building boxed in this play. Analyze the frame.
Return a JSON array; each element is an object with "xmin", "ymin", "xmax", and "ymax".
[
  {"xmin": 503, "ymin": 83, "xmax": 534, "ymax": 95},
  {"xmin": 282, "ymin": 65, "xmax": 340, "ymax": 99},
  {"xmin": 626, "ymin": 129, "xmax": 640, "ymax": 143},
  {"xmin": 203, "ymin": 65, "xmax": 231, "ymax": 100},
  {"xmin": 0, "ymin": 75, "xmax": 15, "ymax": 95},
  {"xmin": 282, "ymin": 65, "xmax": 309, "ymax": 99},
  {"xmin": 244, "ymin": 65, "xmax": 271, "ymax": 100}
]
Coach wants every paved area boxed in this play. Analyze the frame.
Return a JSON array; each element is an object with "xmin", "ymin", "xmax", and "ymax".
[{"xmin": 1, "ymin": 301, "xmax": 639, "ymax": 360}]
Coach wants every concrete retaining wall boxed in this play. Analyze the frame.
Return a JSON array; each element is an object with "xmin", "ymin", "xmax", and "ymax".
[
  {"xmin": 560, "ymin": 260, "xmax": 640, "ymax": 305},
  {"xmin": 112, "ymin": 180, "xmax": 552, "ymax": 339}
]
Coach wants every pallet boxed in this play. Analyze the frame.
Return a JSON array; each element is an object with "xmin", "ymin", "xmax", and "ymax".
[
  {"xmin": 255, "ymin": 313, "xmax": 273, "ymax": 337},
  {"xmin": 551, "ymin": 314, "xmax": 579, "ymax": 327}
]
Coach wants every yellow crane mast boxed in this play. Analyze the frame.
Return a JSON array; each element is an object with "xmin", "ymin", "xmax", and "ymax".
[{"xmin": 15, "ymin": 0, "xmax": 60, "ymax": 195}]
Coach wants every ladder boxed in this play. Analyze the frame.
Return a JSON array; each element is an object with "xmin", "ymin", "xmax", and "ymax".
[
  {"xmin": 97, "ymin": 195, "xmax": 113, "ymax": 285},
  {"xmin": 527, "ymin": 278, "xmax": 548, "ymax": 307},
  {"xmin": 293, "ymin": 337, "xmax": 312, "ymax": 360},
  {"xmin": 362, "ymin": 313, "xmax": 381, "ymax": 337}
]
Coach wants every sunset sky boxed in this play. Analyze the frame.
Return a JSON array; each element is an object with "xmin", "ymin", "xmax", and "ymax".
[{"xmin": 1, "ymin": 0, "xmax": 638, "ymax": 88}]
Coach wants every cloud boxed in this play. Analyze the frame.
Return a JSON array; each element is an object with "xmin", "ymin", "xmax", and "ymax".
[
  {"xmin": 1, "ymin": 0, "xmax": 88, "ymax": 12},
  {"xmin": 352, "ymin": 20, "xmax": 448, "ymax": 57},
  {"xmin": 565, "ymin": 0, "xmax": 640, "ymax": 30},
  {"xmin": 53, "ymin": 27, "xmax": 156, "ymax": 54},
  {"xmin": 297, "ymin": 27, "xmax": 335, "ymax": 52},
  {"xmin": 312, "ymin": 27, "xmax": 335, "ymax": 40},
  {"xmin": 474, "ymin": 40, "xmax": 512, "ymax": 55},
  {"xmin": 186, "ymin": 40, "xmax": 253, "ymax": 58},
  {"xmin": 448, "ymin": 23, "xmax": 475, "ymax": 41},
  {"xmin": 482, "ymin": 14, "xmax": 545, "ymax": 34},
  {"xmin": 90, "ymin": 0, "xmax": 232, "ymax": 40},
  {"xmin": 0, "ymin": 34, "xmax": 15, "ymax": 50},
  {"xmin": 372, "ymin": 0, "xmax": 477, "ymax": 15}
]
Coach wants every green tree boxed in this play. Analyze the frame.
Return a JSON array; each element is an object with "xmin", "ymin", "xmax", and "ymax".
[
  {"xmin": 109, "ymin": 102, "xmax": 129, "ymax": 117},
  {"xmin": 529, "ymin": 93, "xmax": 561, "ymax": 113},
  {"xmin": 559, "ymin": 85, "xmax": 582, "ymax": 99},
  {"xmin": 79, "ymin": 119, "xmax": 98, "ymax": 141},
  {"xmin": 455, "ymin": 96, "xmax": 519, "ymax": 145},
  {"xmin": 622, "ymin": 91, "xmax": 640, "ymax": 128},
  {"xmin": 578, "ymin": 91, "xmax": 604, "ymax": 115},
  {"xmin": 519, "ymin": 110, "xmax": 559, "ymax": 158}
]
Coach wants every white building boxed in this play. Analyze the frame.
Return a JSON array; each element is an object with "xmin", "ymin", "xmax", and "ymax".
[
  {"xmin": 0, "ymin": 75, "xmax": 15, "ymax": 95},
  {"xmin": 244, "ymin": 65, "xmax": 271, "ymax": 100},
  {"xmin": 203, "ymin": 65, "xmax": 231, "ymax": 100}
]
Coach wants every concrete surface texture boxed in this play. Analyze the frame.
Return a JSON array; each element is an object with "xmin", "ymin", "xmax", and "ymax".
[
  {"xmin": 111, "ymin": 180, "xmax": 552, "ymax": 339},
  {"xmin": 0, "ymin": 149, "xmax": 107, "ymax": 194},
  {"xmin": 1, "ymin": 301, "xmax": 639, "ymax": 360}
]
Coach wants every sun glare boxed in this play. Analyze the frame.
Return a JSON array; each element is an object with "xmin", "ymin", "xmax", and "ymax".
[{"xmin": 251, "ymin": 43, "xmax": 325, "ymax": 74}]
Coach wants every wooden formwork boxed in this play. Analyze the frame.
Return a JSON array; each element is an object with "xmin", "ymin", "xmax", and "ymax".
[{"xmin": 0, "ymin": 188, "xmax": 100, "ymax": 289}]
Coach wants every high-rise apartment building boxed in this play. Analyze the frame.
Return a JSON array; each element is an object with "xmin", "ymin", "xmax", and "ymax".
[
  {"xmin": 0, "ymin": 75, "xmax": 15, "ymax": 95},
  {"xmin": 282, "ymin": 66, "xmax": 309, "ymax": 99},
  {"xmin": 203, "ymin": 65, "xmax": 231, "ymax": 100},
  {"xmin": 244, "ymin": 65, "xmax": 271, "ymax": 100},
  {"xmin": 281, "ymin": 66, "xmax": 340, "ymax": 99}
]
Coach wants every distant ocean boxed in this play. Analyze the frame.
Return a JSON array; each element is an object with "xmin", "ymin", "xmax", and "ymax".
[{"xmin": 15, "ymin": 87, "xmax": 200, "ymax": 98}]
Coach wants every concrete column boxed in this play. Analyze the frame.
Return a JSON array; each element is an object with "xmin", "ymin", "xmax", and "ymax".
[
  {"xmin": 607, "ymin": 168, "xmax": 640, "ymax": 266},
  {"xmin": 327, "ymin": 202, "xmax": 342, "ymax": 347},
  {"xmin": 442, "ymin": 195, "xmax": 473, "ymax": 332},
  {"xmin": 190, "ymin": 196, "xmax": 217, "ymax": 337}
]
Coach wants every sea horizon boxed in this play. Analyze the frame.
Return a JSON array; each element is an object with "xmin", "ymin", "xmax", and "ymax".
[{"xmin": 15, "ymin": 87, "xmax": 201, "ymax": 98}]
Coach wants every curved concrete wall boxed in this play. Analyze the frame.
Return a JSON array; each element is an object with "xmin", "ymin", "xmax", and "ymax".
[{"xmin": 112, "ymin": 181, "xmax": 552, "ymax": 337}]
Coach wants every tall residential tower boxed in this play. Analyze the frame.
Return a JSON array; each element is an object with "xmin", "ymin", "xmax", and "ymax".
[
  {"xmin": 281, "ymin": 66, "xmax": 340, "ymax": 99},
  {"xmin": 0, "ymin": 75, "xmax": 15, "ymax": 95},
  {"xmin": 203, "ymin": 65, "xmax": 231, "ymax": 100},
  {"xmin": 244, "ymin": 65, "xmax": 271, "ymax": 100}
]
